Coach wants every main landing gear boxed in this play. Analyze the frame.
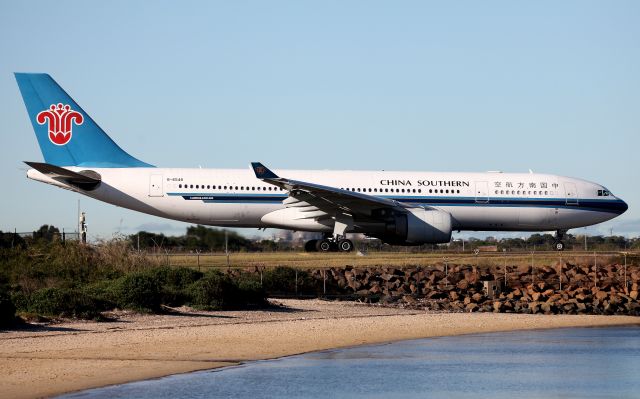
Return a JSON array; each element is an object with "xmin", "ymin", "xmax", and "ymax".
[
  {"xmin": 554, "ymin": 230, "xmax": 566, "ymax": 251},
  {"xmin": 304, "ymin": 214, "xmax": 355, "ymax": 252},
  {"xmin": 304, "ymin": 236, "xmax": 354, "ymax": 252}
]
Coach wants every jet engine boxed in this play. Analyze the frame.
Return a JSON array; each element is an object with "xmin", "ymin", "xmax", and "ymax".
[{"xmin": 377, "ymin": 208, "xmax": 452, "ymax": 245}]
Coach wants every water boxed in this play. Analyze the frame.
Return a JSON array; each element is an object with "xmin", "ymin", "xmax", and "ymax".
[{"xmin": 62, "ymin": 326, "xmax": 640, "ymax": 399}]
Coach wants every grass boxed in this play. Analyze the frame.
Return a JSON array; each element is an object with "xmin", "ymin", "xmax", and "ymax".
[{"xmin": 149, "ymin": 250, "xmax": 635, "ymax": 270}]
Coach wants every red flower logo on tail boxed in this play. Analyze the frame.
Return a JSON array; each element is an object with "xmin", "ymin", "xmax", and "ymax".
[{"xmin": 37, "ymin": 103, "xmax": 84, "ymax": 146}]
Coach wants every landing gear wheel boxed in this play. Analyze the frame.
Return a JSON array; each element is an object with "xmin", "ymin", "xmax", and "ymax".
[
  {"xmin": 304, "ymin": 240, "xmax": 318, "ymax": 252},
  {"xmin": 317, "ymin": 239, "xmax": 333, "ymax": 252},
  {"xmin": 338, "ymin": 239, "xmax": 354, "ymax": 252},
  {"xmin": 555, "ymin": 241, "xmax": 565, "ymax": 251}
]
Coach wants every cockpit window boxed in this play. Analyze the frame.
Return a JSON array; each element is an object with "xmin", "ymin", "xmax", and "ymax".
[{"xmin": 597, "ymin": 189, "xmax": 611, "ymax": 197}]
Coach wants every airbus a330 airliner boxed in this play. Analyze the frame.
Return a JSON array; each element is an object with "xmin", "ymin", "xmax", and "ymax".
[{"xmin": 15, "ymin": 73, "xmax": 628, "ymax": 252}]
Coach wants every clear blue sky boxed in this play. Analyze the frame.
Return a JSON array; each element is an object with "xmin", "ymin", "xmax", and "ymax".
[{"xmin": 1, "ymin": 1, "xmax": 638, "ymax": 240}]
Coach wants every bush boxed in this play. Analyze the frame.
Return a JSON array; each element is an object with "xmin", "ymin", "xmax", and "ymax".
[
  {"xmin": 188, "ymin": 270, "xmax": 266, "ymax": 310},
  {"xmin": 262, "ymin": 266, "xmax": 314, "ymax": 295},
  {"xmin": 27, "ymin": 287, "xmax": 107, "ymax": 319},
  {"xmin": 0, "ymin": 286, "xmax": 16, "ymax": 327},
  {"xmin": 136, "ymin": 267, "xmax": 204, "ymax": 307},
  {"xmin": 109, "ymin": 272, "xmax": 163, "ymax": 312},
  {"xmin": 188, "ymin": 270, "xmax": 237, "ymax": 310},
  {"xmin": 236, "ymin": 275, "xmax": 267, "ymax": 307}
]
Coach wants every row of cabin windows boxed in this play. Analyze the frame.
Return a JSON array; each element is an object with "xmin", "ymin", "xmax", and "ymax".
[
  {"xmin": 495, "ymin": 190, "xmax": 550, "ymax": 196},
  {"xmin": 178, "ymin": 184, "xmax": 284, "ymax": 191},
  {"xmin": 341, "ymin": 188, "xmax": 462, "ymax": 194},
  {"xmin": 177, "ymin": 184, "xmax": 462, "ymax": 195}
]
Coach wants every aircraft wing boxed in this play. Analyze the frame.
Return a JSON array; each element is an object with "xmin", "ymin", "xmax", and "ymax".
[{"xmin": 251, "ymin": 162, "xmax": 409, "ymax": 219}]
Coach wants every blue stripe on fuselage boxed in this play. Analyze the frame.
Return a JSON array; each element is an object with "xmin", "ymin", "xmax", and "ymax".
[{"xmin": 166, "ymin": 193, "xmax": 627, "ymax": 214}]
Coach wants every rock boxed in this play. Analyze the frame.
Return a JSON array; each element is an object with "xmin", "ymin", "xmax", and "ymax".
[
  {"xmin": 595, "ymin": 290, "xmax": 608, "ymax": 301},
  {"xmin": 466, "ymin": 303, "xmax": 479, "ymax": 312},
  {"xmin": 402, "ymin": 295, "xmax": 417, "ymax": 305},
  {"xmin": 630, "ymin": 291, "xmax": 638, "ymax": 300},
  {"xmin": 532, "ymin": 292, "xmax": 541, "ymax": 301},
  {"xmin": 456, "ymin": 279, "xmax": 469, "ymax": 290},
  {"xmin": 472, "ymin": 293, "xmax": 484, "ymax": 302},
  {"xmin": 449, "ymin": 291, "xmax": 459, "ymax": 301},
  {"xmin": 575, "ymin": 292, "xmax": 587, "ymax": 302},
  {"xmin": 493, "ymin": 301, "xmax": 502, "ymax": 312},
  {"xmin": 380, "ymin": 273, "xmax": 393, "ymax": 281},
  {"xmin": 547, "ymin": 294, "xmax": 562, "ymax": 303},
  {"xmin": 369, "ymin": 285, "xmax": 382, "ymax": 294},
  {"xmin": 529, "ymin": 302, "xmax": 540, "ymax": 314}
]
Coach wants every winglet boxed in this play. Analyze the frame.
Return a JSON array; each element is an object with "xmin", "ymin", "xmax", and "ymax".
[{"xmin": 251, "ymin": 162, "xmax": 279, "ymax": 179}]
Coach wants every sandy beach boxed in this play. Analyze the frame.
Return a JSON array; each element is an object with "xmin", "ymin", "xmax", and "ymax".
[{"xmin": 1, "ymin": 300, "xmax": 639, "ymax": 399}]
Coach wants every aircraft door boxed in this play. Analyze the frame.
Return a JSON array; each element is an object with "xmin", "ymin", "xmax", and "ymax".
[
  {"xmin": 474, "ymin": 181, "xmax": 489, "ymax": 203},
  {"xmin": 149, "ymin": 174, "xmax": 164, "ymax": 197},
  {"xmin": 564, "ymin": 182, "xmax": 578, "ymax": 205}
]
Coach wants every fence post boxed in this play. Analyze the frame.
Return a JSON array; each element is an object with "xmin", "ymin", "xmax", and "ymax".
[
  {"xmin": 559, "ymin": 255, "xmax": 562, "ymax": 292},
  {"xmin": 624, "ymin": 252, "xmax": 628, "ymax": 292},
  {"xmin": 323, "ymin": 268, "xmax": 326, "ymax": 295},
  {"xmin": 295, "ymin": 269, "xmax": 298, "ymax": 296},
  {"xmin": 503, "ymin": 252, "xmax": 507, "ymax": 288},
  {"xmin": 531, "ymin": 251, "xmax": 534, "ymax": 285},
  {"xmin": 594, "ymin": 251, "xmax": 597, "ymax": 289}
]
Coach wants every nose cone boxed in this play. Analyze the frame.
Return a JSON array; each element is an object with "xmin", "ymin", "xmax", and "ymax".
[{"xmin": 619, "ymin": 198, "xmax": 629, "ymax": 214}]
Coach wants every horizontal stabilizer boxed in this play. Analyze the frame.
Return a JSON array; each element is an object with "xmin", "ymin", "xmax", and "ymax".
[{"xmin": 25, "ymin": 161, "xmax": 101, "ymax": 189}]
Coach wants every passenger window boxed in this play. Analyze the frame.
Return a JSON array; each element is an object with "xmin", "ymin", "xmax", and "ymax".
[{"xmin": 190, "ymin": 184, "xmax": 194, "ymax": 189}]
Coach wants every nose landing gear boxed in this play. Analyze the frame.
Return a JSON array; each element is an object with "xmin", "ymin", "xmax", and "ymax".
[{"xmin": 554, "ymin": 230, "xmax": 566, "ymax": 251}]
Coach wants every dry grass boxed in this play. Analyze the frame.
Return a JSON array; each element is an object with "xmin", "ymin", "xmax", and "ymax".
[{"xmin": 146, "ymin": 250, "xmax": 638, "ymax": 271}]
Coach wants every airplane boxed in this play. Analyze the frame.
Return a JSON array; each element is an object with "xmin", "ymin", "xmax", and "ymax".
[{"xmin": 15, "ymin": 73, "xmax": 628, "ymax": 252}]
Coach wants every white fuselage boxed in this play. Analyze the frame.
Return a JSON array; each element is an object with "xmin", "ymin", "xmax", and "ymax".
[{"xmin": 28, "ymin": 167, "xmax": 627, "ymax": 235}]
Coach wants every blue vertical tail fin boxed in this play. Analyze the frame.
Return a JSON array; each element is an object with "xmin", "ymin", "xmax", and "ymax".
[{"xmin": 15, "ymin": 73, "xmax": 153, "ymax": 168}]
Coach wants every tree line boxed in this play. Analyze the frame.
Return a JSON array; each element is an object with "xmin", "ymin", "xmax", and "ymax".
[{"xmin": 1, "ymin": 225, "xmax": 639, "ymax": 252}]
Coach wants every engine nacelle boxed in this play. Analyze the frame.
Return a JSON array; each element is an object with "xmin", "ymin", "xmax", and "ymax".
[{"xmin": 380, "ymin": 208, "xmax": 452, "ymax": 245}]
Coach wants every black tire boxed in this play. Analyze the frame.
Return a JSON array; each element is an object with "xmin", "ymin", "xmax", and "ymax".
[
  {"xmin": 317, "ymin": 239, "xmax": 332, "ymax": 252},
  {"xmin": 304, "ymin": 240, "xmax": 318, "ymax": 252},
  {"xmin": 555, "ymin": 241, "xmax": 565, "ymax": 251},
  {"xmin": 338, "ymin": 239, "xmax": 354, "ymax": 252}
]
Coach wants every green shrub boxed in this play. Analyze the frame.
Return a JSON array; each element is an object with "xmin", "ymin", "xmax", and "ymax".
[
  {"xmin": 109, "ymin": 272, "xmax": 163, "ymax": 312},
  {"xmin": 188, "ymin": 270, "xmax": 237, "ymax": 310},
  {"xmin": 237, "ymin": 278, "xmax": 267, "ymax": 306},
  {"xmin": 262, "ymin": 266, "xmax": 314, "ymax": 295},
  {"xmin": 27, "ymin": 287, "xmax": 107, "ymax": 319},
  {"xmin": 138, "ymin": 267, "xmax": 204, "ymax": 307},
  {"xmin": 0, "ymin": 286, "xmax": 16, "ymax": 327}
]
